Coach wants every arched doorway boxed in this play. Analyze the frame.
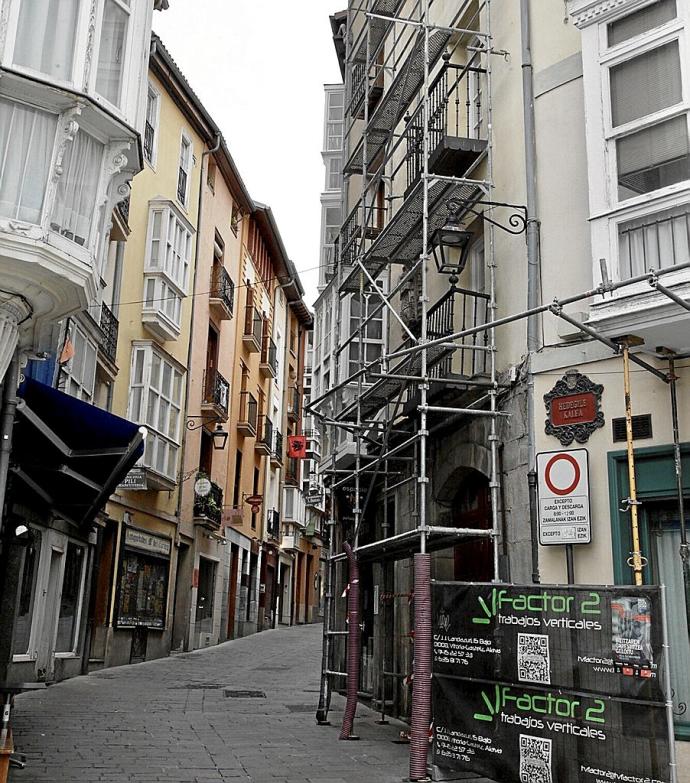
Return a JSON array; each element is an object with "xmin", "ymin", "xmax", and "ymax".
[{"xmin": 451, "ymin": 469, "xmax": 493, "ymax": 582}]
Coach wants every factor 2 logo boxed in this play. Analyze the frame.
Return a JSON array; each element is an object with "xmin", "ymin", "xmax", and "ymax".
[
  {"xmin": 472, "ymin": 588, "xmax": 601, "ymax": 625},
  {"xmin": 472, "ymin": 685, "xmax": 606, "ymax": 725}
]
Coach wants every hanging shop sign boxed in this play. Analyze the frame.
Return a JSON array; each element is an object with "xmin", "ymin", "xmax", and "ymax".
[
  {"xmin": 287, "ymin": 435, "xmax": 307, "ymax": 459},
  {"xmin": 536, "ymin": 449, "xmax": 591, "ymax": 545},
  {"xmin": 431, "ymin": 582, "xmax": 672, "ymax": 783},
  {"xmin": 118, "ymin": 467, "xmax": 148, "ymax": 491},
  {"xmin": 124, "ymin": 527, "xmax": 172, "ymax": 557},
  {"xmin": 544, "ymin": 369, "xmax": 604, "ymax": 446}
]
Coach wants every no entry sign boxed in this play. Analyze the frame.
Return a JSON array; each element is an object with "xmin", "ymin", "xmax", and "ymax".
[{"xmin": 537, "ymin": 449, "xmax": 591, "ymax": 545}]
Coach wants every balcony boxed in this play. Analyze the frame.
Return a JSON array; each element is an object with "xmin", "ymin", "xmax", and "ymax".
[
  {"xmin": 237, "ymin": 391, "xmax": 258, "ymax": 436},
  {"xmin": 209, "ymin": 264, "xmax": 234, "ymax": 321},
  {"xmin": 267, "ymin": 509, "xmax": 280, "ymax": 541},
  {"xmin": 270, "ymin": 430, "xmax": 284, "ymax": 467},
  {"xmin": 193, "ymin": 477, "xmax": 223, "ymax": 531},
  {"xmin": 305, "ymin": 429, "xmax": 321, "ymax": 460},
  {"xmin": 285, "ymin": 457, "xmax": 300, "ymax": 486},
  {"xmin": 281, "ymin": 529, "xmax": 301, "ymax": 552},
  {"xmin": 243, "ymin": 305, "xmax": 262, "ymax": 352},
  {"xmin": 201, "ymin": 368, "xmax": 230, "ymax": 420},
  {"xmin": 177, "ymin": 167, "xmax": 187, "ymax": 204},
  {"xmin": 143, "ymin": 121, "xmax": 155, "ymax": 163},
  {"xmin": 255, "ymin": 415, "xmax": 273, "ymax": 456},
  {"xmin": 99, "ymin": 302, "xmax": 119, "ymax": 365},
  {"xmin": 260, "ymin": 335, "xmax": 278, "ymax": 378},
  {"xmin": 287, "ymin": 387, "xmax": 300, "ymax": 422}
]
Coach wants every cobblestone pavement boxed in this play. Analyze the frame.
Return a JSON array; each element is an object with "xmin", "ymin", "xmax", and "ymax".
[{"xmin": 9, "ymin": 624, "xmax": 409, "ymax": 783}]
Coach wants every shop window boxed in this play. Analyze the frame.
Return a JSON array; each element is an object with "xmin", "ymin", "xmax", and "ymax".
[
  {"xmin": 13, "ymin": 0, "xmax": 81, "ymax": 81},
  {"xmin": 55, "ymin": 542, "xmax": 86, "ymax": 653},
  {"xmin": 0, "ymin": 97, "xmax": 57, "ymax": 225},
  {"xmin": 11, "ymin": 529, "xmax": 42, "ymax": 657},
  {"xmin": 95, "ymin": 0, "xmax": 131, "ymax": 107},
  {"xmin": 116, "ymin": 549, "xmax": 169, "ymax": 629}
]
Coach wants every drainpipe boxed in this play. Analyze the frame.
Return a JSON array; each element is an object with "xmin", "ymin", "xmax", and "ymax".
[
  {"xmin": 521, "ymin": 0, "xmax": 541, "ymax": 582},
  {"xmin": 339, "ymin": 541, "xmax": 361, "ymax": 740},
  {"xmin": 173, "ymin": 132, "xmax": 222, "ymax": 652}
]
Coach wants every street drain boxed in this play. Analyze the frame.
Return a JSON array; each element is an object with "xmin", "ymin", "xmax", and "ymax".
[{"xmin": 224, "ymin": 689, "xmax": 266, "ymax": 698}]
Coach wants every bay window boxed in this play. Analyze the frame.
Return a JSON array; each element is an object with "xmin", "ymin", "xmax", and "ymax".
[
  {"xmin": 13, "ymin": 0, "xmax": 81, "ymax": 82},
  {"xmin": 0, "ymin": 97, "xmax": 57, "ymax": 224},
  {"xmin": 142, "ymin": 203, "xmax": 193, "ymax": 339},
  {"xmin": 129, "ymin": 344, "xmax": 184, "ymax": 482}
]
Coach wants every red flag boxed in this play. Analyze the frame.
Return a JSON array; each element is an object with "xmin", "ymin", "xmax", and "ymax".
[
  {"xmin": 287, "ymin": 435, "xmax": 307, "ymax": 459},
  {"xmin": 59, "ymin": 332, "xmax": 75, "ymax": 364}
]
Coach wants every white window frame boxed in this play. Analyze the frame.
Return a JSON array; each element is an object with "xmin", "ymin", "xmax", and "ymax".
[
  {"xmin": 128, "ymin": 342, "xmax": 185, "ymax": 482},
  {"xmin": 177, "ymin": 131, "xmax": 193, "ymax": 208},
  {"xmin": 92, "ymin": 0, "xmax": 134, "ymax": 111},
  {"xmin": 599, "ymin": 10, "xmax": 689, "ymax": 210},
  {"xmin": 60, "ymin": 321, "xmax": 98, "ymax": 402},
  {"xmin": 144, "ymin": 82, "xmax": 161, "ymax": 168},
  {"xmin": 325, "ymin": 90, "xmax": 344, "ymax": 152},
  {"xmin": 142, "ymin": 200, "xmax": 194, "ymax": 336},
  {"xmin": 54, "ymin": 540, "xmax": 88, "ymax": 658}
]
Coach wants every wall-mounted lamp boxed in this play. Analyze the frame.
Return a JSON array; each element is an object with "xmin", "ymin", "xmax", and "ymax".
[{"xmin": 186, "ymin": 416, "xmax": 229, "ymax": 450}]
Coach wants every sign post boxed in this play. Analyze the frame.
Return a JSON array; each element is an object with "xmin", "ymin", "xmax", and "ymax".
[{"xmin": 537, "ymin": 449, "xmax": 591, "ymax": 583}]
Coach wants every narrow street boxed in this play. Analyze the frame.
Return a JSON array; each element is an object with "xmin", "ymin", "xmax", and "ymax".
[{"xmin": 9, "ymin": 625, "xmax": 407, "ymax": 783}]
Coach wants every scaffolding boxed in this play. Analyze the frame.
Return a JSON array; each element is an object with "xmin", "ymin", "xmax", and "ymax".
[{"xmin": 311, "ymin": 1, "xmax": 690, "ymax": 780}]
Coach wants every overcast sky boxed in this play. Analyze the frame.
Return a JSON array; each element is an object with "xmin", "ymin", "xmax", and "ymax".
[{"xmin": 154, "ymin": 1, "xmax": 345, "ymax": 307}]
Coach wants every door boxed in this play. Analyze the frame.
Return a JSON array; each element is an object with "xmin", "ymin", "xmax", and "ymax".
[
  {"xmin": 452, "ymin": 470, "xmax": 493, "ymax": 582},
  {"xmin": 195, "ymin": 557, "xmax": 217, "ymax": 646},
  {"xmin": 36, "ymin": 546, "xmax": 64, "ymax": 681}
]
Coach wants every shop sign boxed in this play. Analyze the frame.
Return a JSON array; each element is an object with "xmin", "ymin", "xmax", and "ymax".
[
  {"xmin": 544, "ymin": 369, "xmax": 604, "ymax": 446},
  {"xmin": 124, "ymin": 527, "xmax": 171, "ymax": 557},
  {"xmin": 431, "ymin": 582, "xmax": 671, "ymax": 783},
  {"xmin": 118, "ymin": 467, "xmax": 147, "ymax": 491},
  {"xmin": 536, "ymin": 449, "xmax": 591, "ymax": 545},
  {"xmin": 194, "ymin": 477, "xmax": 212, "ymax": 497}
]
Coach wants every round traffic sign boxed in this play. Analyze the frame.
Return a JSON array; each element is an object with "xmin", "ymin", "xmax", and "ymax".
[{"xmin": 544, "ymin": 453, "xmax": 581, "ymax": 496}]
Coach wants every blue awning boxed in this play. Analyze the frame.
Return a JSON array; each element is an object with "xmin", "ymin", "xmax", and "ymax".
[{"xmin": 11, "ymin": 379, "xmax": 146, "ymax": 528}]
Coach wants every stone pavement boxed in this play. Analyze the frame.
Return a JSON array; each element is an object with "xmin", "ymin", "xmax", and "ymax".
[{"xmin": 9, "ymin": 624, "xmax": 409, "ymax": 783}]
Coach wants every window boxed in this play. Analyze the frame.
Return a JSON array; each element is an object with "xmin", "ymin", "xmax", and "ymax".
[
  {"xmin": 142, "ymin": 204, "xmax": 193, "ymax": 336},
  {"xmin": 604, "ymin": 11, "xmax": 688, "ymax": 203},
  {"xmin": 327, "ymin": 157, "xmax": 343, "ymax": 191},
  {"xmin": 12, "ymin": 529, "xmax": 42, "ymax": 656},
  {"xmin": 51, "ymin": 130, "xmax": 104, "ymax": 246},
  {"xmin": 144, "ymin": 85, "xmax": 159, "ymax": 165},
  {"xmin": 95, "ymin": 0, "xmax": 131, "ymax": 107},
  {"xmin": 129, "ymin": 344, "xmax": 184, "ymax": 481},
  {"xmin": 55, "ymin": 542, "xmax": 86, "ymax": 653},
  {"xmin": 177, "ymin": 134, "xmax": 192, "ymax": 205},
  {"xmin": 348, "ymin": 294, "xmax": 384, "ymax": 376},
  {"xmin": 0, "ymin": 98, "xmax": 57, "ymax": 224},
  {"xmin": 61, "ymin": 322, "xmax": 97, "ymax": 402},
  {"xmin": 232, "ymin": 449, "xmax": 243, "ymax": 507},
  {"xmin": 619, "ymin": 204, "xmax": 690, "ymax": 278},
  {"xmin": 325, "ymin": 90, "xmax": 344, "ymax": 151},
  {"xmin": 13, "ymin": 0, "xmax": 81, "ymax": 81},
  {"xmin": 321, "ymin": 205, "xmax": 341, "ymax": 268}
]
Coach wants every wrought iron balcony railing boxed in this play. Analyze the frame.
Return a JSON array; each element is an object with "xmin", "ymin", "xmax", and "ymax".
[
  {"xmin": 144, "ymin": 121, "xmax": 155, "ymax": 163},
  {"xmin": 202, "ymin": 368, "xmax": 230, "ymax": 417},
  {"xmin": 210, "ymin": 264, "xmax": 234, "ymax": 316},
  {"xmin": 238, "ymin": 391, "xmax": 258, "ymax": 435},
  {"xmin": 243, "ymin": 305, "xmax": 263, "ymax": 349},
  {"xmin": 427, "ymin": 285, "xmax": 490, "ymax": 378},
  {"xmin": 271, "ymin": 430, "xmax": 284, "ymax": 465},
  {"xmin": 267, "ymin": 509, "xmax": 280, "ymax": 540},
  {"xmin": 260, "ymin": 335, "xmax": 278, "ymax": 376},
  {"xmin": 194, "ymin": 477, "xmax": 223, "ymax": 530},
  {"xmin": 177, "ymin": 167, "xmax": 187, "ymax": 203},
  {"xmin": 287, "ymin": 387, "xmax": 300, "ymax": 421},
  {"xmin": 100, "ymin": 302, "xmax": 119, "ymax": 363},
  {"xmin": 285, "ymin": 457, "xmax": 299, "ymax": 486},
  {"xmin": 256, "ymin": 415, "xmax": 273, "ymax": 454}
]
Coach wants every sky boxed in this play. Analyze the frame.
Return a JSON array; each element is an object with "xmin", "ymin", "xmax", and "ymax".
[{"xmin": 154, "ymin": 1, "xmax": 345, "ymax": 308}]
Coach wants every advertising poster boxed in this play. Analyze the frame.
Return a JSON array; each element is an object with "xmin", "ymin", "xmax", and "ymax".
[
  {"xmin": 433, "ymin": 675, "xmax": 671, "ymax": 783},
  {"xmin": 432, "ymin": 583, "xmax": 664, "ymax": 701},
  {"xmin": 431, "ymin": 582, "xmax": 672, "ymax": 783}
]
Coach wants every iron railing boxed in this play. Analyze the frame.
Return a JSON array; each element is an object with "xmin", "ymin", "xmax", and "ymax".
[
  {"xmin": 244, "ymin": 305, "xmax": 262, "ymax": 344},
  {"xmin": 339, "ymin": 202, "xmax": 386, "ymax": 267},
  {"xmin": 285, "ymin": 457, "xmax": 299, "ymax": 485},
  {"xmin": 116, "ymin": 195, "xmax": 130, "ymax": 224},
  {"xmin": 210, "ymin": 264, "xmax": 234, "ymax": 315},
  {"xmin": 427, "ymin": 285, "xmax": 490, "ymax": 378},
  {"xmin": 194, "ymin": 478, "xmax": 223, "ymax": 529},
  {"xmin": 261, "ymin": 335, "xmax": 278, "ymax": 374},
  {"xmin": 287, "ymin": 387, "xmax": 300, "ymax": 420},
  {"xmin": 267, "ymin": 509, "xmax": 280, "ymax": 540},
  {"xmin": 238, "ymin": 391, "xmax": 258, "ymax": 432},
  {"xmin": 257, "ymin": 415, "xmax": 273, "ymax": 451},
  {"xmin": 202, "ymin": 368, "xmax": 230, "ymax": 416},
  {"xmin": 177, "ymin": 167, "xmax": 187, "ymax": 203},
  {"xmin": 404, "ymin": 59, "xmax": 486, "ymax": 191},
  {"xmin": 144, "ymin": 121, "xmax": 155, "ymax": 162},
  {"xmin": 272, "ymin": 430, "xmax": 284, "ymax": 463},
  {"xmin": 100, "ymin": 302, "xmax": 119, "ymax": 363}
]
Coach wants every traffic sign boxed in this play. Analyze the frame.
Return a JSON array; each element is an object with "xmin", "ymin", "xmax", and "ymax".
[{"xmin": 536, "ymin": 449, "xmax": 591, "ymax": 545}]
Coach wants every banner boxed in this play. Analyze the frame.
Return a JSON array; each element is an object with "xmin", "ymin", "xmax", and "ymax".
[
  {"xmin": 287, "ymin": 435, "xmax": 307, "ymax": 459},
  {"xmin": 431, "ymin": 582, "xmax": 672, "ymax": 783}
]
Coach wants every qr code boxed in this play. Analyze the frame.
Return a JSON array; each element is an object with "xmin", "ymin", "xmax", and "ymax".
[
  {"xmin": 519, "ymin": 734, "xmax": 552, "ymax": 783},
  {"xmin": 517, "ymin": 633, "xmax": 551, "ymax": 685}
]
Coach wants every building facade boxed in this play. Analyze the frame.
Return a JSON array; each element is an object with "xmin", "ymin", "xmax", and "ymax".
[{"xmin": 316, "ymin": 0, "xmax": 690, "ymax": 773}]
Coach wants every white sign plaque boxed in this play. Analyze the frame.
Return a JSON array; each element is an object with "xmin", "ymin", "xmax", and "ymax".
[{"xmin": 536, "ymin": 449, "xmax": 591, "ymax": 546}]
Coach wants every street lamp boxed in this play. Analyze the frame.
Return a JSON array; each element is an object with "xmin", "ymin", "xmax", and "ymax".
[
  {"xmin": 186, "ymin": 416, "xmax": 229, "ymax": 450},
  {"xmin": 430, "ymin": 198, "xmax": 473, "ymax": 276}
]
